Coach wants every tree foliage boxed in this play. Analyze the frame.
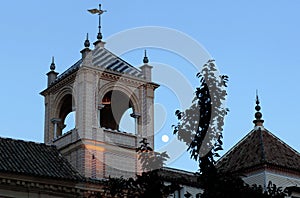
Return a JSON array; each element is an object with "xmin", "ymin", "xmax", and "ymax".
[
  {"xmin": 136, "ymin": 138, "xmax": 169, "ymax": 172},
  {"xmin": 173, "ymin": 60, "xmax": 228, "ymax": 177},
  {"xmin": 173, "ymin": 59, "xmax": 286, "ymax": 198}
]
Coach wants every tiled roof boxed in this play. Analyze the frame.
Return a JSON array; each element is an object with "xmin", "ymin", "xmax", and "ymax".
[
  {"xmin": 53, "ymin": 47, "xmax": 143, "ymax": 86},
  {"xmin": 0, "ymin": 137, "xmax": 83, "ymax": 181},
  {"xmin": 92, "ymin": 47, "xmax": 144, "ymax": 78},
  {"xmin": 217, "ymin": 128, "xmax": 300, "ymax": 174}
]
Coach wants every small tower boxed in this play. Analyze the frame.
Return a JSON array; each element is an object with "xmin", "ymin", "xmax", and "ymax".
[{"xmin": 40, "ymin": 6, "xmax": 159, "ymax": 179}]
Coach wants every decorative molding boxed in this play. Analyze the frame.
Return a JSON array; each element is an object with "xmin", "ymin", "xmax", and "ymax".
[{"xmin": 41, "ymin": 72, "xmax": 77, "ymax": 96}]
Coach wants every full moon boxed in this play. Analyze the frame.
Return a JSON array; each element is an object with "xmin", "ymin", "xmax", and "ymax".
[{"xmin": 161, "ymin": 135, "xmax": 169, "ymax": 143}]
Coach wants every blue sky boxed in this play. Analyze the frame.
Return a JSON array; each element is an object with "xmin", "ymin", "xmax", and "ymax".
[{"xmin": 0, "ymin": 1, "xmax": 300, "ymax": 172}]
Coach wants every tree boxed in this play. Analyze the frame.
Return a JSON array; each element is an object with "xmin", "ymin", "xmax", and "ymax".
[
  {"xmin": 173, "ymin": 59, "xmax": 286, "ymax": 198},
  {"xmin": 173, "ymin": 59, "xmax": 228, "ymax": 178}
]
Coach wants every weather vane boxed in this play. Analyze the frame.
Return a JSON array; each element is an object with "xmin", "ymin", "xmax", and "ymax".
[{"xmin": 88, "ymin": 4, "xmax": 107, "ymax": 40}]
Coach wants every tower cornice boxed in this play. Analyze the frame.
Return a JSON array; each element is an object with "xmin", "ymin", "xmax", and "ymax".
[{"xmin": 40, "ymin": 71, "xmax": 77, "ymax": 96}]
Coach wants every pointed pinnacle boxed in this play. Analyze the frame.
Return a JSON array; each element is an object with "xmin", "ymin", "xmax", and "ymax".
[
  {"xmin": 50, "ymin": 56, "xmax": 56, "ymax": 71},
  {"xmin": 143, "ymin": 50, "xmax": 149, "ymax": 64},
  {"xmin": 84, "ymin": 33, "xmax": 90, "ymax": 48},
  {"xmin": 256, "ymin": 90, "xmax": 260, "ymax": 105},
  {"xmin": 254, "ymin": 90, "xmax": 263, "ymax": 123}
]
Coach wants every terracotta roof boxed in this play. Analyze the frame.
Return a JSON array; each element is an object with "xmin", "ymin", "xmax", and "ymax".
[
  {"xmin": 0, "ymin": 137, "xmax": 83, "ymax": 181},
  {"xmin": 217, "ymin": 127, "xmax": 300, "ymax": 174}
]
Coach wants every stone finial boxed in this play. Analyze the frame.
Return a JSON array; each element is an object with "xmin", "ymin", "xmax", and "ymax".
[
  {"xmin": 84, "ymin": 33, "xmax": 90, "ymax": 48},
  {"xmin": 50, "ymin": 56, "xmax": 56, "ymax": 71},
  {"xmin": 81, "ymin": 33, "xmax": 92, "ymax": 59},
  {"xmin": 143, "ymin": 50, "xmax": 149, "ymax": 64},
  {"xmin": 253, "ymin": 91, "xmax": 264, "ymax": 126},
  {"xmin": 47, "ymin": 57, "xmax": 59, "ymax": 87},
  {"xmin": 140, "ymin": 50, "xmax": 153, "ymax": 81},
  {"xmin": 97, "ymin": 32, "xmax": 103, "ymax": 41}
]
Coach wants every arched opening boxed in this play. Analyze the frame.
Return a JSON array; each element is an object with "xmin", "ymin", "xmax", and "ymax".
[
  {"xmin": 100, "ymin": 90, "xmax": 136, "ymax": 132},
  {"xmin": 119, "ymin": 108, "xmax": 135, "ymax": 133},
  {"xmin": 63, "ymin": 111, "xmax": 76, "ymax": 133},
  {"xmin": 55, "ymin": 94, "xmax": 75, "ymax": 136}
]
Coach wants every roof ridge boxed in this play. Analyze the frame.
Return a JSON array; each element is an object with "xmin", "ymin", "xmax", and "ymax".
[{"xmin": 258, "ymin": 128, "xmax": 266, "ymax": 163}]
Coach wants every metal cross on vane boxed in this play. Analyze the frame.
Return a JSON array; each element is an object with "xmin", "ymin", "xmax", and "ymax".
[{"xmin": 88, "ymin": 4, "xmax": 107, "ymax": 40}]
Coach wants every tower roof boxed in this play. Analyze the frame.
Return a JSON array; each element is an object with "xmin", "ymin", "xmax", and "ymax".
[
  {"xmin": 91, "ymin": 47, "xmax": 144, "ymax": 77},
  {"xmin": 217, "ymin": 128, "xmax": 300, "ymax": 174},
  {"xmin": 48, "ymin": 47, "xmax": 144, "ymax": 87},
  {"xmin": 217, "ymin": 95, "xmax": 300, "ymax": 174}
]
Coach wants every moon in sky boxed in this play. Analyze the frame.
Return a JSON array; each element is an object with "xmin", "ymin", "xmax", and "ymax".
[{"xmin": 162, "ymin": 135, "xmax": 169, "ymax": 143}]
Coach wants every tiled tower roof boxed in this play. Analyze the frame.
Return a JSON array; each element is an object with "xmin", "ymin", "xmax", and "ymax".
[
  {"xmin": 217, "ymin": 94, "xmax": 300, "ymax": 174},
  {"xmin": 49, "ymin": 47, "xmax": 144, "ymax": 88},
  {"xmin": 217, "ymin": 128, "xmax": 300, "ymax": 174}
]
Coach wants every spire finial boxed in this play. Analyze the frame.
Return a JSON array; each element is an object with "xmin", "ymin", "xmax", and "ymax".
[
  {"xmin": 253, "ymin": 90, "xmax": 264, "ymax": 126},
  {"xmin": 50, "ymin": 56, "xmax": 56, "ymax": 71},
  {"xmin": 88, "ymin": 4, "xmax": 107, "ymax": 41},
  {"xmin": 84, "ymin": 33, "xmax": 90, "ymax": 48},
  {"xmin": 143, "ymin": 50, "xmax": 149, "ymax": 64}
]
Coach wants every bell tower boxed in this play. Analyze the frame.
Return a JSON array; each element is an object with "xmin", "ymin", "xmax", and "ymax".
[{"xmin": 40, "ymin": 5, "xmax": 159, "ymax": 178}]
